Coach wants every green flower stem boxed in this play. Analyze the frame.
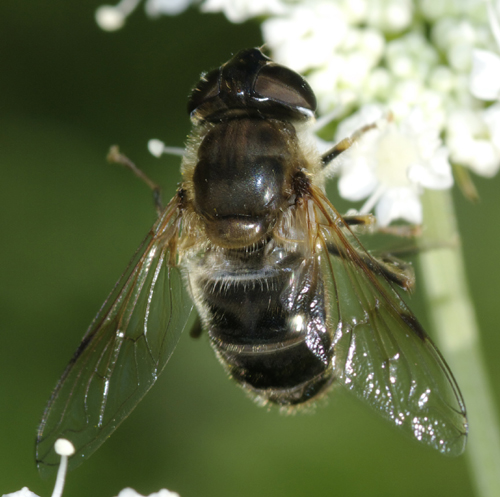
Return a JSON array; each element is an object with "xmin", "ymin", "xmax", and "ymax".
[{"xmin": 419, "ymin": 190, "xmax": 500, "ymax": 497}]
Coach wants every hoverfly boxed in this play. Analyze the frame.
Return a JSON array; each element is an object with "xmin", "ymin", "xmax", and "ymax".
[{"xmin": 36, "ymin": 48, "xmax": 467, "ymax": 471}]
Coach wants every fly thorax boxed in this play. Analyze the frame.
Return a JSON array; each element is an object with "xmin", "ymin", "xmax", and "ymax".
[{"xmin": 192, "ymin": 118, "xmax": 299, "ymax": 249}]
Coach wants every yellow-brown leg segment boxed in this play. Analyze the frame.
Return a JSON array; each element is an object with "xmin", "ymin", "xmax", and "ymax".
[
  {"xmin": 321, "ymin": 123, "xmax": 377, "ymax": 167},
  {"xmin": 107, "ymin": 145, "xmax": 164, "ymax": 216}
]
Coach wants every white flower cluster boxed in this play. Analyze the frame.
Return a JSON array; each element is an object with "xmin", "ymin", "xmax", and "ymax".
[
  {"xmin": 95, "ymin": 0, "xmax": 287, "ymax": 29},
  {"xmin": 1, "ymin": 439, "xmax": 180, "ymax": 497},
  {"xmin": 259, "ymin": 0, "xmax": 500, "ymax": 224},
  {"xmin": 331, "ymin": 106, "xmax": 453, "ymax": 226},
  {"xmin": 1, "ymin": 487, "xmax": 180, "ymax": 497},
  {"xmin": 95, "ymin": 0, "xmax": 500, "ymax": 225}
]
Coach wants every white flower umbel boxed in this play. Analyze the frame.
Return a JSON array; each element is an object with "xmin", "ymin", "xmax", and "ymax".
[
  {"xmin": 262, "ymin": 3, "xmax": 386, "ymax": 112},
  {"xmin": 334, "ymin": 106, "xmax": 452, "ymax": 226}
]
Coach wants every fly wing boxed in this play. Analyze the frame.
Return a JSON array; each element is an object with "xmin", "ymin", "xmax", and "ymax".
[
  {"xmin": 36, "ymin": 196, "xmax": 193, "ymax": 472},
  {"xmin": 307, "ymin": 187, "xmax": 467, "ymax": 455}
]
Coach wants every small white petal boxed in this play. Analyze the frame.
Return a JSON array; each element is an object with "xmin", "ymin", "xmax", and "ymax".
[
  {"xmin": 428, "ymin": 65, "xmax": 455, "ymax": 93},
  {"xmin": 115, "ymin": 488, "xmax": 180, "ymax": 497},
  {"xmin": 448, "ymin": 43, "xmax": 473, "ymax": 71},
  {"xmin": 447, "ymin": 108, "xmax": 500, "ymax": 176},
  {"xmin": 262, "ymin": 3, "xmax": 348, "ymax": 71},
  {"xmin": 385, "ymin": 2, "xmax": 413, "ymax": 32},
  {"xmin": 375, "ymin": 188, "xmax": 422, "ymax": 226},
  {"xmin": 2, "ymin": 488, "xmax": 40, "ymax": 497},
  {"xmin": 201, "ymin": 0, "xmax": 287, "ymax": 23},
  {"xmin": 363, "ymin": 67, "xmax": 392, "ymax": 99},
  {"xmin": 432, "ymin": 18, "xmax": 477, "ymax": 52},
  {"xmin": 393, "ymin": 80, "xmax": 422, "ymax": 105},
  {"xmin": 145, "ymin": 0, "xmax": 193, "ymax": 17},
  {"xmin": 470, "ymin": 49, "xmax": 500, "ymax": 100},
  {"xmin": 365, "ymin": 0, "xmax": 413, "ymax": 33},
  {"xmin": 358, "ymin": 28, "xmax": 385, "ymax": 60},
  {"xmin": 338, "ymin": 161, "xmax": 378, "ymax": 200},
  {"xmin": 408, "ymin": 148, "xmax": 453, "ymax": 189},
  {"xmin": 95, "ymin": 5, "xmax": 126, "ymax": 31},
  {"xmin": 447, "ymin": 108, "xmax": 478, "ymax": 139},
  {"xmin": 420, "ymin": 0, "xmax": 447, "ymax": 20},
  {"xmin": 339, "ymin": 53, "xmax": 374, "ymax": 87},
  {"xmin": 306, "ymin": 62, "xmax": 343, "ymax": 111},
  {"xmin": 418, "ymin": 90, "xmax": 446, "ymax": 130},
  {"xmin": 448, "ymin": 136, "xmax": 500, "ymax": 176},
  {"xmin": 465, "ymin": 141, "xmax": 500, "ymax": 176},
  {"xmin": 338, "ymin": 0, "xmax": 368, "ymax": 23}
]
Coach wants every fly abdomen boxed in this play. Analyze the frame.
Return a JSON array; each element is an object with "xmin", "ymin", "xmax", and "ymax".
[{"xmin": 189, "ymin": 250, "xmax": 334, "ymax": 406}]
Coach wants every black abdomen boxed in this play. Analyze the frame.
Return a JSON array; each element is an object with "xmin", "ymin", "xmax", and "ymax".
[{"xmin": 188, "ymin": 247, "xmax": 334, "ymax": 405}]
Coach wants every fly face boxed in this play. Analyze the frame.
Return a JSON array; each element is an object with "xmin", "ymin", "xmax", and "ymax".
[{"xmin": 36, "ymin": 48, "xmax": 467, "ymax": 473}]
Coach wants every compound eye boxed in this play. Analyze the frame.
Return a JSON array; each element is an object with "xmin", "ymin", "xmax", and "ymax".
[{"xmin": 254, "ymin": 64, "xmax": 317, "ymax": 114}]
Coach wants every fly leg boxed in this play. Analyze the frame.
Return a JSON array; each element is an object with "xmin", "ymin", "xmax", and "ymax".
[
  {"xmin": 326, "ymin": 239, "xmax": 416, "ymax": 292},
  {"xmin": 321, "ymin": 122, "xmax": 378, "ymax": 167},
  {"xmin": 343, "ymin": 214, "xmax": 422, "ymax": 238},
  {"xmin": 342, "ymin": 213, "xmax": 377, "ymax": 228},
  {"xmin": 189, "ymin": 314, "xmax": 203, "ymax": 339},
  {"xmin": 107, "ymin": 145, "xmax": 164, "ymax": 216}
]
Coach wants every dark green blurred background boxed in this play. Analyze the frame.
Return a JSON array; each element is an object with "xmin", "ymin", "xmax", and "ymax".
[{"xmin": 2, "ymin": 2, "xmax": 500, "ymax": 496}]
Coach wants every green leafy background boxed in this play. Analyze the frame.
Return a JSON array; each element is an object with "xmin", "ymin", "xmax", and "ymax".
[{"xmin": 1, "ymin": 2, "xmax": 500, "ymax": 496}]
